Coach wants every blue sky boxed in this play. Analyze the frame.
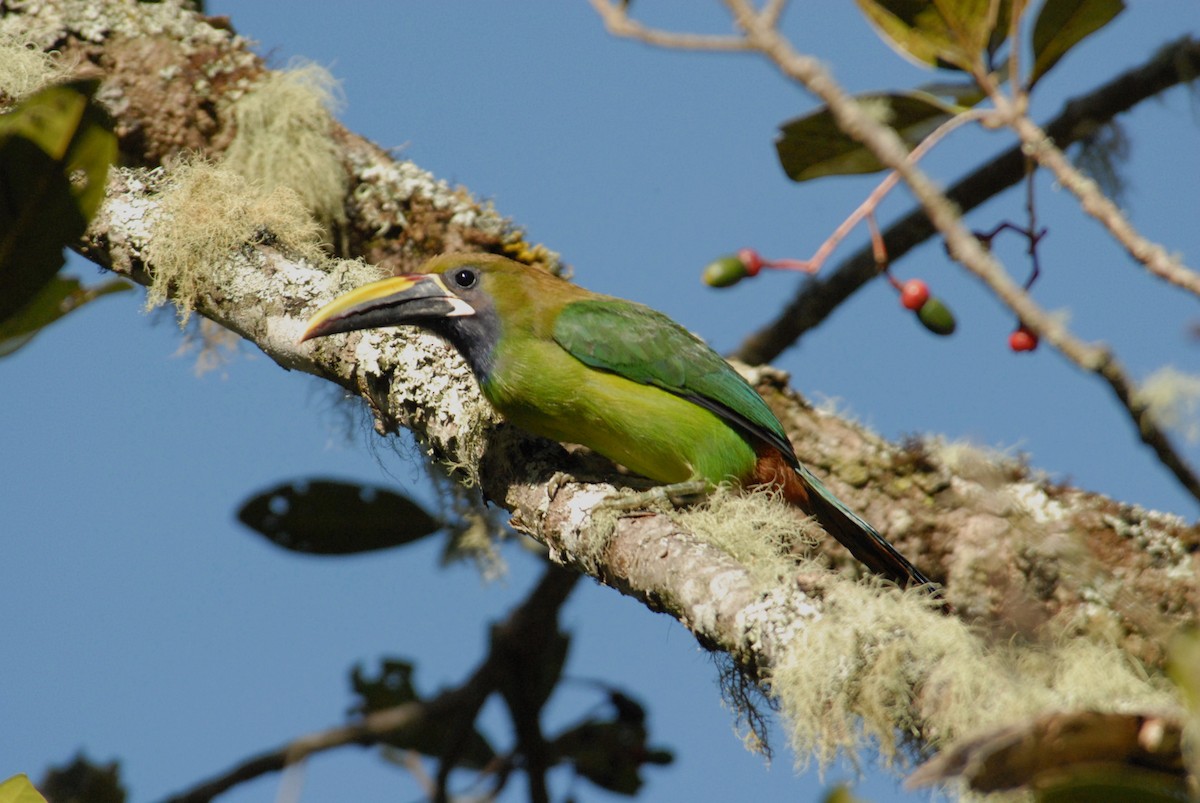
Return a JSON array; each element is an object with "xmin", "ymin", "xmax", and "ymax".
[{"xmin": 4, "ymin": 3, "xmax": 1198, "ymax": 802}]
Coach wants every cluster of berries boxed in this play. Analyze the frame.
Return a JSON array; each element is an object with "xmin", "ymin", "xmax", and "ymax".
[{"xmin": 704, "ymin": 249, "xmax": 1038, "ymax": 352}]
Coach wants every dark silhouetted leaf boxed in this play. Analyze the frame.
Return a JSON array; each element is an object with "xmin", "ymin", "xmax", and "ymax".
[
  {"xmin": 237, "ymin": 478, "xmax": 440, "ymax": 555},
  {"xmin": 350, "ymin": 658, "xmax": 420, "ymax": 712},
  {"xmin": 38, "ymin": 754, "xmax": 125, "ymax": 803},
  {"xmin": 493, "ymin": 626, "xmax": 570, "ymax": 715},
  {"xmin": 776, "ymin": 92, "xmax": 959, "ymax": 182},
  {"xmin": 855, "ymin": 0, "xmax": 1003, "ymax": 70},
  {"xmin": 551, "ymin": 689, "xmax": 672, "ymax": 796},
  {"xmin": 0, "ymin": 79, "xmax": 116, "ymax": 323},
  {"xmin": 553, "ymin": 720, "xmax": 672, "ymax": 794},
  {"xmin": 1029, "ymin": 0, "xmax": 1124, "ymax": 88},
  {"xmin": 0, "ymin": 276, "xmax": 131, "ymax": 358},
  {"xmin": 608, "ymin": 691, "xmax": 646, "ymax": 726},
  {"xmin": 350, "ymin": 659, "xmax": 495, "ymax": 769}
]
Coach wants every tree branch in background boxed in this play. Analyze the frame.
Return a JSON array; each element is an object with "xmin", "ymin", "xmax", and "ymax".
[
  {"xmin": 732, "ymin": 36, "xmax": 1200, "ymax": 364},
  {"xmin": 160, "ymin": 566, "xmax": 580, "ymax": 803},
  {"xmin": 7, "ymin": 1, "xmax": 1199, "ymax": 794},
  {"xmin": 588, "ymin": 1, "xmax": 1200, "ymax": 504},
  {"xmin": 979, "ymin": 64, "xmax": 1200, "ymax": 297},
  {"xmin": 728, "ymin": 13, "xmax": 1200, "ymax": 505}
]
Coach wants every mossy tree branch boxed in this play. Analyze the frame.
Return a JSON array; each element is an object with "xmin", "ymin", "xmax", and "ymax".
[
  {"xmin": 588, "ymin": 0, "xmax": 1200, "ymax": 507},
  {"xmin": 8, "ymin": 0, "xmax": 1199, "ymax": 790}
]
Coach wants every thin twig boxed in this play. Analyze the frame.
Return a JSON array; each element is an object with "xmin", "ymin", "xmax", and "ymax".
[
  {"xmin": 736, "ymin": 23, "xmax": 1200, "ymax": 501},
  {"xmin": 760, "ymin": 0, "xmax": 789, "ymax": 29},
  {"xmin": 158, "ymin": 566, "xmax": 580, "ymax": 803},
  {"xmin": 732, "ymin": 36, "xmax": 1200, "ymax": 365},
  {"xmin": 728, "ymin": 1, "xmax": 1200, "ymax": 504},
  {"xmin": 588, "ymin": 0, "xmax": 751, "ymax": 52},
  {"xmin": 787, "ymin": 110, "xmax": 987, "ymax": 273},
  {"xmin": 977, "ymin": 70, "xmax": 1200, "ymax": 298},
  {"xmin": 158, "ymin": 699, "xmax": 445, "ymax": 803}
]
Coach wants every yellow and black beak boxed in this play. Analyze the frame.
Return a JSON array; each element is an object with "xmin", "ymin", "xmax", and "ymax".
[{"xmin": 299, "ymin": 274, "xmax": 476, "ymax": 343}]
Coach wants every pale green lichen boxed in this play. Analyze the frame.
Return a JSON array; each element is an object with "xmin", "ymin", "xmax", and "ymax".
[
  {"xmin": 0, "ymin": 0, "xmax": 237, "ymax": 52},
  {"xmin": 671, "ymin": 486, "xmax": 820, "ymax": 585},
  {"xmin": 222, "ymin": 62, "xmax": 349, "ymax": 235},
  {"xmin": 0, "ymin": 31, "xmax": 71, "ymax": 103},
  {"xmin": 1137, "ymin": 365, "xmax": 1200, "ymax": 444},
  {"xmin": 771, "ymin": 577, "xmax": 1179, "ymax": 772},
  {"xmin": 143, "ymin": 159, "xmax": 323, "ymax": 323}
]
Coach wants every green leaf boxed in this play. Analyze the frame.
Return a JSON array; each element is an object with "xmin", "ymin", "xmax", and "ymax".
[
  {"xmin": 776, "ymin": 91, "xmax": 960, "ymax": 182},
  {"xmin": 915, "ymin": 79, "xmax": 989, "ymax": 107},
  {"xmin": 0, "ymin": 79, "xmax": 117, "ymax": 323},
  {"xmin": 1035, "ymin": 763, "xmax": 1190, "ymax": 803},
  {"xmin": 855, "ymin": 0, "xmax": 1004, "ymax": 70},
  {"xmin": 823, "ymin": 786, "xmax": 870, "ymax": 803},
  {"xmin": 1168, "ymin": 631, "xmax": 1200, "ymax": 712},
  {"xmin": 237, "ymin": 478, "xmax": 441, "ymax": 555},
  {"xmin": 0, "ymin": 276, "xmax": 131, "ymax": 358},
  {"xmin": 1029, "ymin": 0, "xmax": 1124, "ymax": 88},
  {"xmin": 0, "ymin": 775, "xmax": 47, "ymax": 803}
]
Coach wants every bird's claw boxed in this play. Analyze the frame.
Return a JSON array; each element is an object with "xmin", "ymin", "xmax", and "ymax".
[{"xmin": 595, "ymin": 480, "xmax": 711, "ymax": 512}]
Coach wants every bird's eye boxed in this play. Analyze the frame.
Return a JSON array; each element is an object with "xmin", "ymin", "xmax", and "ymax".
[{"xmin": 452, "ymin": 268, "xmax": 477, "ymax": 289}]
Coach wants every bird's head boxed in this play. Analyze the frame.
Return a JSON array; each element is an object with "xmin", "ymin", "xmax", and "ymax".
[{"xmin": 299, "ymin": 252, "xmax": 567, "ymax": 379}]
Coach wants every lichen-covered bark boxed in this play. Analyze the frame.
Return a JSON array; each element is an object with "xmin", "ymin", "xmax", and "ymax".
[{"xmin": 14, "ymin": 0, "xmax": 1199, "ymax": 776}]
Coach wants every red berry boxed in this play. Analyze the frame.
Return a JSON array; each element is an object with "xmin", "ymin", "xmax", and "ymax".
[
  {"xmin": 737, "ymin": 248, "xmax": 764, "ymax": 277},
  {"xmin": 1009, "ymin": 326, "xmax": 1038, "ymax": 352},
  {"xmin": 900, "ymin": 279, "xmax": 930, "ymax": 311}
]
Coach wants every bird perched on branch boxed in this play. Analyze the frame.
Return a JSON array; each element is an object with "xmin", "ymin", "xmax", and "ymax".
[{"xmin": 301, "ymin": 253, "xmax": 931, "ymax": 589}]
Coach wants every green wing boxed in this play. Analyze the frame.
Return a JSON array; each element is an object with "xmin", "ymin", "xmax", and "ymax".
[{"xmin": 553, "ymin": 299, "xmax": 796, "ymax": 462}]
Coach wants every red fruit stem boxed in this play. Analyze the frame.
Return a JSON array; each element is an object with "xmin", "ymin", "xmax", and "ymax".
[
  {"xmin": 760, "ymin": 257, "xmax": 818, "ymax": 273},
  {"xmin": 775, "ymin": 111, "xmax": 987, "ymax": 278}
]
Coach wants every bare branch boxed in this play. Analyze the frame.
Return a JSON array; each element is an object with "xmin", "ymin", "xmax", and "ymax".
[
  {"xmin": 159, "ymin": 566, "xmax": 579, "ymax": 803},
  {"xmin": 159, "ymin": 699, "xmax": 444, "ymax": 803},
  {"xmin": 760, "ymin": 0, "xmax": 790, "ymax": 30},
  {"xmin": 977, "ymin": 70, "xmax": 1200, "ymax": 298},
  {"xmin": 588, "ymin": 0, "xmax": 751, "ymax": 52},
  {"xmin": 707, "ymin": 9, "xmax": 1200, "ymax": 502},
  {"xmin": 9, "ymin": 1, "xmax": 1198, "ymax": 789},
  {"xmin": 734, "ymin": 37, "xmax": 1200, "ymax": 365},
  {"xmin": 908, "ymin": 711, "xmax": 1186, "ymax": 793}
]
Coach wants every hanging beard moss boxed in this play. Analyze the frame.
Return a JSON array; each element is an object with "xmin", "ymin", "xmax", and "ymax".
[
  {"xmin": 771, "ymin": 576, "xmax": 1180, "ymax": 773},
  {"xmin": 0, "ymin": 32, "xmax": 71, "ymax": 105},
  {"xmin": 143, "ymin": 159, "xmax": 324, "ymax": 323},
  {"xmin": 221, "ymin": 62, "xmax": 349, "ymax": 237},
  {"xmin": 659, "ymin": 482, "xmax": 1181, "ymax": 781},
  {"xmin": 671, "ymin": 486, "xmax": 823, "ymax": 585}
]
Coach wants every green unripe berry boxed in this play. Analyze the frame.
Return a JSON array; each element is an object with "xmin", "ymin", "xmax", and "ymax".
[{"xmin": 917, "ymin": 296, "xmax": 956, "ymax": 335}]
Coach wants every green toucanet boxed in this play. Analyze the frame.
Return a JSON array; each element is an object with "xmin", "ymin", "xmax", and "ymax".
[{"xmin": 300, "ymin": 253, "xmax": 931, "ymax": 588}]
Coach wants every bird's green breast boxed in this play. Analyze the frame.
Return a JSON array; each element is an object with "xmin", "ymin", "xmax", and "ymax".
[{"xmin": 481, "ymin": 337, "xmax": 758, "ymax": 485}]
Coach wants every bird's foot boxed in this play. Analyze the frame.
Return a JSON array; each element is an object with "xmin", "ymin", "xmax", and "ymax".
[{"xmin": 596, "ymin": 479, "xmax": 711, "ymax": 512}]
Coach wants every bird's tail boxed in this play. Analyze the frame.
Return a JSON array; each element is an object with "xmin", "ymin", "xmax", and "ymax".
[
  {"xmin": 752, "ymin": 447, "xmax": 933, "ymax": 589},
  {"xmin": 795, "ymin": 464, "xmax": 933, "ymax": 589}
]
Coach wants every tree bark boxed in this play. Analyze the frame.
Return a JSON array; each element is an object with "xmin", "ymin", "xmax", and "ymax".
[{"xmin": 9, "ymin": 0, "xmax": 1197, "ymax": 777}]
